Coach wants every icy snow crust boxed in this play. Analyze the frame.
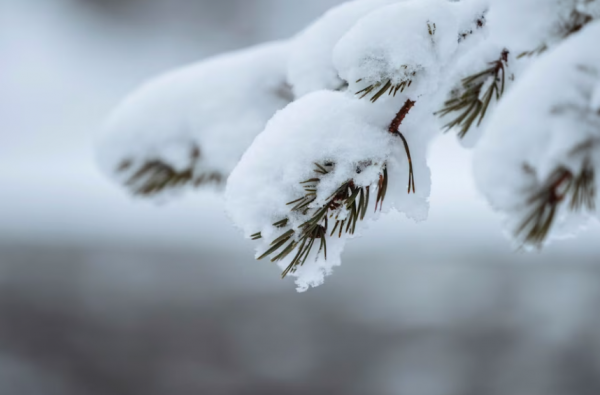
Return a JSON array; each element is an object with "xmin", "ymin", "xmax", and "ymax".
[
  {"xmin": 97, "ymin": 0, "xmax": 600, "ymax": 290},
  {"xmin": 96, "ymin": 41, "xmax": 291, "ymax": 198},
  {"xmin": 475, "ymin": 20, "xmax": 600, "ymax": 245}
]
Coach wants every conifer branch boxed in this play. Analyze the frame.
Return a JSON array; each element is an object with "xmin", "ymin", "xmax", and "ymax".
[
  {"xmin": 355, "ymin": 67, "xmax": 416, "ymax": 102},
  {"xmin": 389, "ymin": 99, "xmax": 417, "ymax": 194},
  {"xmin": 253, "ymin": 162, "xmax": 387, "ymax": 278},
  {"xmin": 253, "ymin": 98, "xmax": 419, "ymax": 276},
  {"xmin": 117, "ymin": 146, "xmax": 223, "ymax": 196},
  {"xmin": 427, "ymin": 21, "xmax": 437, "ymax": 39},
  {"xmin": 516, "ymin": 45, "xmax": 547, "ymax": 59},
  {"xmin": 253, "ymin": 98, "xmax": 420, "ymax": 278},
  {"xmin": 458, "ymin": 16, "xmax": 485, "ymax": 43},
  {"xmin": 570, "ymin": 164, "xmax": 596, "ymax": 211},
  {"xmin": 562, "ymin": 9, "xmax": 593, "ymax": 38},
  {"xmin": 436, "ymin": 50, "xmax": 509, "ymax": 138},
  {"xmin": 517, "ymin": 10, "xmax": 593, "ymax": 59},
  {"xmin": 516, "ymin": 162, "xmax": 596, "ymax": 246}
]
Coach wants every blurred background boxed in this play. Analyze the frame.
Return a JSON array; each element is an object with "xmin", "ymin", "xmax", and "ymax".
[{"xmin": 2, "ymin": 0, "xmax": 600, "ymax": 394}]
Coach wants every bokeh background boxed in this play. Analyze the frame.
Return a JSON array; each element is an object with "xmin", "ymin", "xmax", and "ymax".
[{"xmin": 2, "ymin": 1, "xmax": 600, "ymax": 394}]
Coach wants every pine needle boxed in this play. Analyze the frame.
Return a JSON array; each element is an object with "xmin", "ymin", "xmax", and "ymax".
[
  {"xmin": 516, "ymin": 163, "xmax": 596, "ymax": 247},
  {"xmin": 117, "ymin": 145, "xmax": 222, "ymax": 196},
  {"xmin": 355, "ymin": 71, "xmax": 416, "ymax": 103},
  {"xmin": 435, "ymin": 50, "xmax": 509, "ymax": 138},
  {"xmin": 389, "ymin": 99, "xmax": 417, "ymax": 194},
  {"xmin": 252, "ymin": 162, "xmax": 388, "ymax": 278}
]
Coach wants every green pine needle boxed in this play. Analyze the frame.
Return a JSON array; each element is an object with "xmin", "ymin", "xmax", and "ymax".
[
  {"xmin": 516, "ymin": 163, "xmax": 596, "ymax": 247},
  {"xmin": 253, "ymin": 162, "xmax": 387, "ymax": 278},
  {"xmin": 516, "ymin": 45, "xmax": 547, "ymax": 59},
  {"xmin": 435, "ymin": 50, "xmax": 509, "ymax": 138},
  {"xmin": 355, "ymin": 73, "xmax": 415, "ymax": 103},
  {"xmin": 117, "ymin": 146, "xmax": 222, "ymax": 196}
]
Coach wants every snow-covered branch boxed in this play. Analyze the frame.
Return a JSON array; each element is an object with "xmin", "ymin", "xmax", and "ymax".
[
  {"xmin": 96, "ymin": 0, "xmax": 600, "ymax": 291},
  {"xmin": 96, "ymin": 41, "xmax": 291, "ymax": 198}
]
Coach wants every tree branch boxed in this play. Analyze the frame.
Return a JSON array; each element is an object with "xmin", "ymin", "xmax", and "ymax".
[{"xmin": 389, "ymin": 99, "xmax": 416, "ymax": 194}]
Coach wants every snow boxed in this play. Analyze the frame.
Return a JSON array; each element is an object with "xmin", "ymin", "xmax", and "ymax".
[
  {"xmin": 474, "ymin": 20, "xmax": 600, "ymax": 245},
  {"xmin": 487, "ymin": 0, "xmax": 600, "ymax": 55},
  {"xmin": 333, "ymin": 0, "xmax": 461, "ymax": 98},
  {"xmin": 225, "ymin": 90, "xmax": 432, "ymax": 291},
  {"xmin": 287, "ymin": 0, "xmax": 407, "ymax": 98},
  {"xmin": 95, "ymin": 41, "xmax": 292, "ymax": 199},
  {"xmin": 90, "ymin": 0, "xmax": 600, "ymax": 290}
]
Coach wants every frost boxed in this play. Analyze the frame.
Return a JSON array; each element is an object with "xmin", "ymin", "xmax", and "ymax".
[
  {"xmin": 95, "ymin": 41, "xmax": 291, "ymax": 199},
  {"xmin": 474, "ymin": 21, "xmax": 600, "ymax": 246}
]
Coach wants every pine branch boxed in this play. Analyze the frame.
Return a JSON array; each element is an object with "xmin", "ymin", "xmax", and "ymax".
[
  {"xmin": 516, "ymin": 162, "xmax": 596, "ymax": 246},
  {"xmin": 517, "ymin": 10, "xmax": 593, "ymax": 59},
  {"xmin": 458, "ymin": 16, "xmax": 486, "ymax": 43},
  {"xmin": 570, "ymin": 163, "xmax": 596, "ymax": 212},
  {"xmin": 436, "ymin": 50, "xmax": 509, "ymax": 138},
  {"xmin": 117, "ymin": 146, "xmax": 222, "ymax": 196},
  {"xmin": 427, "ymin": 21, "xmax": 437, "ymax": 37},
  {"xmin": 253, "ymin": 99, "xmax": 418, "ymax": 278},
  {"xmin": 389, "ymin": 99, "xmax": 417, "ymax": 194},
  {"xmin": 253, "ymin": 162, "xmax": 386, "ymax": 278},
  {"xmin": 251, "ymin": 219, "xmax": 288, "ymax": 240},
  {"xmin": 562, "ymin": 9, "xmax": 593, "ymax": 38},
  {"xmin": 516, "ymin": 45, "xmax": 547, "ymax": 59},
  {"xmin": 355, "ymin": 68, "xmax": 416, "ymax": 103}
]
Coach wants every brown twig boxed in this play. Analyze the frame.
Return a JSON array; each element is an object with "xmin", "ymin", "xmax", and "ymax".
[{"xmin": 389, "ymin": 99, "xmax": 416, "ymax": 194}]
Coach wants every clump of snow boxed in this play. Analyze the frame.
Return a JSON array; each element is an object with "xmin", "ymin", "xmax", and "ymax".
[
  {"xmin": 487, "ymin": 0, "xmax": 600, "ymax": 55},
  {"xmin": 287, "ymin": 0, "xmax": 407, "ymax": 98},
  {"xmin": 95, "ymin": 41, "xmax": 292, "ymax": 198},
  {"xmin": 334, "ymin": 0, "xmax": 463, "ymax": 98},
  {"xmin": 454, "ymin": 0, "xmax": 490, "ymax": 41},
  {"xmin": 225, "ymin": 90, "xmax": 432, "ymax": 291},
  {"xmin": 474, "ymin": 21, "xmax": 600, "ymax": 245}
]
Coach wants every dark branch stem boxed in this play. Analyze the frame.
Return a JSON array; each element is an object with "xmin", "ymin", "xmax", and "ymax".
[
  {"xmin": 389, "ymin": 99, "xmax": 416, "ymax": 194},
  {"xmin": 389, "ymin": 99, "xmax": 415, "ymax": 134}
]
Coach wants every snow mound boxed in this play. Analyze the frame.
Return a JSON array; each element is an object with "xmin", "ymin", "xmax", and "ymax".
[
  {"xmin": 287, "ymin": 0, "xmax": 407, "ymax": 98},
  {"xmin": 95, "ymin": 41, "xmax": 292, "ymax": 199},
  {"xmin": 334, "ymin": 0, "xmax": 461, "ymax": 99},
  {"xmin": 474, "ymin": 21, "xmax": 600, "ymax": 246},
  {"xmin": 225, "ymin": 90, "xmax": 432, "ymax": 291},
  {"xmin": 487, "ymin": 0, "xmax": 600, "ymax": 55}
]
